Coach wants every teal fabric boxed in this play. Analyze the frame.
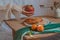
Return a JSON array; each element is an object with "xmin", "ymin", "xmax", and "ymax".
[{"xmin": 15, "ymin": 23, "xmax": 60, "ymax": 40}]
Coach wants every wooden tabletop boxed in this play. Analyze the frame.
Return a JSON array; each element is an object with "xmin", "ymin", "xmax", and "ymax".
[
  {"xmin": 4, "ymin": 17, "xmax": 60, "ymax": 40},
  {"xmin": 4, "ymin": 19, "xmax": 25, "ymax": 31},
  {"xmin": 4, "ymin": 17, "xmax": 60, "ymax": 31}
]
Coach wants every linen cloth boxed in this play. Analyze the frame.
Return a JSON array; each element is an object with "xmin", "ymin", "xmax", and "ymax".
[{"xmin": 14, "ymin": 23, "xmax": 60, "ymax": 40}]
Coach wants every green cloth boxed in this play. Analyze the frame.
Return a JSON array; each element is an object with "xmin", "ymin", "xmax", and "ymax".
[{"xmin": 14, "ymin": 23, "xmax": 60, "ymax": 40}]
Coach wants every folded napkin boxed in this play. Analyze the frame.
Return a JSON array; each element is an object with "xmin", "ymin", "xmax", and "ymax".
[{"xmin": 14, "ymin": 23, "xmax": 60, "ymax": 40}]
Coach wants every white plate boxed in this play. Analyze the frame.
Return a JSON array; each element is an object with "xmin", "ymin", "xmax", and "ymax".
[{"xmin": 24, "ymin": 18, "xmax": 50, "ymax": 26}]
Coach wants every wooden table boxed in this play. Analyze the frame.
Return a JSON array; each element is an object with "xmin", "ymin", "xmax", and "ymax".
[{"xmin": 4, "ymin": 17, "xmax": 60, "ymax": 40}]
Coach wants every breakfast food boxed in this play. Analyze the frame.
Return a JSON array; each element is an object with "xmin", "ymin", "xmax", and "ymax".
[
  {"xmin": 22, "ymin": 5, "xmax": 34, "ymax": 16},
  {"xmin": 37, "ymin": 25, "xmax": 44, "ymax": 32},
  {"xmin": 23, "ymin": 5, "xmax": 34, "ymax": 12},
  {"xmin": 31, "ymin": 24, "xmax": 44, "ymax": 32},
  {"xmin": 24, "ymin": 17, "xmax": 41, "ymax": 24},
  {"xmin": 31, "ymin": 24, "xmax": 37, "ymax": 30}
]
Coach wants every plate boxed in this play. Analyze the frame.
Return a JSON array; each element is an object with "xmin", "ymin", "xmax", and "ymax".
[{"xmin": 23, "ymin": 18, "xmax": 50, "ymax": 26}]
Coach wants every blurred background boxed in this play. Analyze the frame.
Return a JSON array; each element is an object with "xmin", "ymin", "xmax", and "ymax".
[
  {"xmin": 0, "ymin": 0, "xmax": 60, "ymax": 40},
  {"xmin": 0, "ymin": 0, "xmax": 60, "ymax": 18}
]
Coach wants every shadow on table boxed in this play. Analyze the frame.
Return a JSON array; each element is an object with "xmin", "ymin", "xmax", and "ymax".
[{"xmin": 41, "ymin": 33, "xmax": 60, "ymax": 40}]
